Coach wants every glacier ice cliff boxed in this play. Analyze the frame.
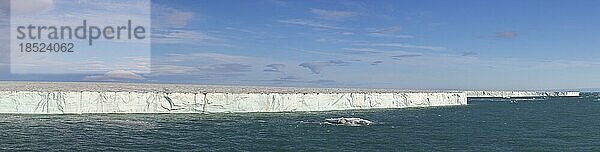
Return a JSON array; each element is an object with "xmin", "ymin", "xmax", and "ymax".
[
  {"xmin": 465, "ymin": 91, "xmax": 580, "ymax": 98},
  {"xmin": 0, "ymin": 82, "xmax": 580, "ymax": 114},
  {"xmin": 0, "ymin": 91, "xmax": 466, "ymax": 114}
]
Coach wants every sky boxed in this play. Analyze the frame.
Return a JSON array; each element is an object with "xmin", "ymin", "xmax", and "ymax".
[
  {"xmin": 2, "ymin": 0, "xmax": 600, "ymax": 90},
  {"xmin": 7, "ymin": 0, "xmax": 151, "ymax": 74}
]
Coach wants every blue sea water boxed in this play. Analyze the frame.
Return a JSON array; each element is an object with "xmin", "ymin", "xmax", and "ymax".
[{"xmin": 1, "ymin": 93, "xmax": 600, "ymax": 151}]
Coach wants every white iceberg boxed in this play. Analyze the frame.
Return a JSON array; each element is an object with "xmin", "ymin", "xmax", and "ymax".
[{"xmin": 325, "ymin": 117, "xmax": 373, "ymax": 126}]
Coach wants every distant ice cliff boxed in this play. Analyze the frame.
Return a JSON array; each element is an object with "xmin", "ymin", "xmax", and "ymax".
[{"xmin": 465, "ymin": 91, "xmax": 580, "ymax": 98}]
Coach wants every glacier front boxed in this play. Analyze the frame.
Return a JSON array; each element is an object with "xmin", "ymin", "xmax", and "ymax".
[
  {"xmin": 0, "ymin": 82, "xmax": 580, "ymax": 114},
  {"xmin": 0, "ymin": 91, "xmax": 466, "ymax": 114}
]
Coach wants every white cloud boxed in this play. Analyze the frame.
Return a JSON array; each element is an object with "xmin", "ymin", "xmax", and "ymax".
[
  {"xmin": 343, "ymin": 48, "xmax": 381, "ymax": 54},
  {"xmin": 367, "ymin": 26, "xmax": 414, "ymax": 39},
  {"xmin": 315, "ymin": 38, "xmax": 368, "ymax": 44},
  {"xmin": 166, "ymin": 12, "xmax": 194, "ymax": 28},
  {"xmin": 148, "ymin": 53, "xmax": 269, "ymax": 77},
  {"xmin": 310, "ymin": 8, "xmax": 358, "ymax": 20},
  {"xmin": 72, "ymin": 57, "xmax": 151, "ymax": 74},
  {"xmin": 9, "ymin": 54, "xmax": 150, "ymax": 74},
  {"xmin": 164, "ymin": 53, "xmax": 257, "ymax": 63},
  {"xmin": 368, "ymin": 33, "xmax": 415, "ymax": 39},
  {"xmin": 292, "ymin": 48, "xmax": 340, "ymax": 57},
  {"xmin": 371, "ymin": 26, "xmax": 401, "ymax": 34},
  {"xmin": 149, "ymin": 5, "xmax": 228, "ymax": 46},
  {"xmin": 152, "ymin": 4, "xmax": 195, "ymax": 28},
  {"xmin": 152, "ymin": 29, "xmax": 219, "ymax": 45},
  {"xmin": 367, "ymin": 43, "xmax": 446, "ymax": 51},
  {"xmin": 83, "ymin": 70, "xmax": 144, "ymax": 82},
  {"xmin": 278, "ymin": 19, "xmax": 345, "ymax": 30},
  {"xmin": 391, "ymin": 54, "xmax": 422, "ymax": 60}
]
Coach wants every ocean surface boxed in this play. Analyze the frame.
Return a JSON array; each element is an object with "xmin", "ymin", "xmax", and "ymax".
[{"xmin": 1, "ymin": 93, "xmax": 600, "ymax": 151}]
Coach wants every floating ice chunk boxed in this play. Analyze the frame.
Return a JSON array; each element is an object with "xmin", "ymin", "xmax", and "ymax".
[{"xmin": 325, "ymin": 117, "xmax": 372, "ymax": 126}]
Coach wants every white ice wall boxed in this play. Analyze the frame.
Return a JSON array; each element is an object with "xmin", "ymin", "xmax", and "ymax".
[
  {"xmin": 0, "ymin": 91, "xmax": 467, "ymax": 114},
  {"xmin": 465, "ymin": 91, "xmax": 580, "ymax": 98}
]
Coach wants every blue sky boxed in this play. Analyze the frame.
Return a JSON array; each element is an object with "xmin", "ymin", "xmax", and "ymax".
[{"xmin": 3, "ymin": 0, "xmax": 600, "ymax": 90}]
